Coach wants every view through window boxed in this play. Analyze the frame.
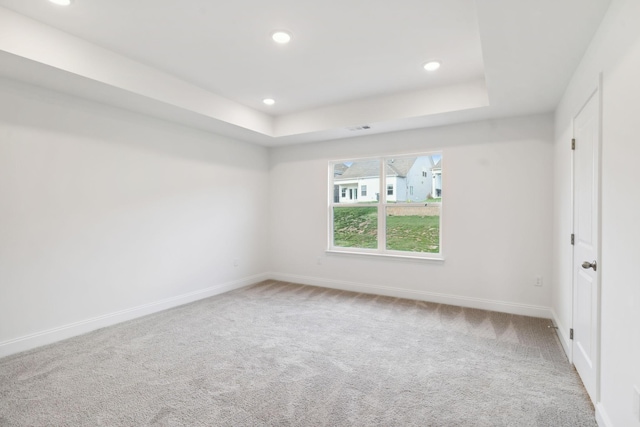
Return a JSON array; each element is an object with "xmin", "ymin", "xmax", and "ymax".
[{"xmin": 330, "ymin": 153, "xmax": 442, "ymax": 257}]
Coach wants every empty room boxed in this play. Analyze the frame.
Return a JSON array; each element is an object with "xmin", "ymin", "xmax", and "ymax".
[{"xmin": 1, "ymin": 0, "xmax": 639, "ymax": 426}]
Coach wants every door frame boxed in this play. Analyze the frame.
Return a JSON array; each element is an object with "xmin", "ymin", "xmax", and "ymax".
[{"xmin": 570, "ymin": 74, "xmax": 603, "ymax": 404}]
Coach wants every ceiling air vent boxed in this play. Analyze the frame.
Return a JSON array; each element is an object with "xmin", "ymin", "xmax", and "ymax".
[{"xmin": 347, "ymin": 125, "xmax": 371, "ymax": 131}]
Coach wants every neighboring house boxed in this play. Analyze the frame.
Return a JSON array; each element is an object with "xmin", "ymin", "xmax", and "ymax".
[
  {"xmin": 432, "ymin": 158, "xmax": 442, "ymax": 197},
  {"xmin": 334, "ymin": 156, "xmax": 438, "ymax": 203},
  {"xmin": 333, "ymin": 163, "xmax": 349, "ymax": 202}
]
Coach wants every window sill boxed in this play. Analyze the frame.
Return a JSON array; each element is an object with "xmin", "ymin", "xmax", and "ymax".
[{"xmin": 326, "ymin": 249, "xmax": 445, "ymax": 262}]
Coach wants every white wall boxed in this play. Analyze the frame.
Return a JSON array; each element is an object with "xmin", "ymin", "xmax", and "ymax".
[
  {"xmin": 0, "ymin": 78, "xmax": 270, "ymax": 357},
  {"xmin": 269, "ymin": 115, "xmax": 554, "ymax": 317},
  {"xmin": 553, "ymin": 0, "xmax": 640, "ymax": 425}
]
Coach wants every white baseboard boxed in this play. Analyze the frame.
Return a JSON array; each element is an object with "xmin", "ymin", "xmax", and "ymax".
[
  {"xmin": 0, "ymin": 272, "xmax": 553, "ymax": 359},
  {"xmin": 269, "ymin": 272, "xmax": 552, "ymax": 319},
  {"xmin": 0, "ymin": 273, "xmax": 268, "ymax": 359},
  {"xmin": 596, "ymin": 403, "xmax": 613, "ymax": 427},
  {"xmin": 550, "ymin": 309, "xmax": 573, "ymax": 361}
]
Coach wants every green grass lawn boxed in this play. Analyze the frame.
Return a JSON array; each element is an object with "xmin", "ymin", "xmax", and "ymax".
[
  {"xmin": 333, "ymin": 207, "xmax": 440, "ymax": 253},
  {"xmin": 386, "ymin": 215, "xmax": 440, "ymax": 252},
  {"xmin": 333, "ymin": 207, "xmax": 378, "ymax": 248}
]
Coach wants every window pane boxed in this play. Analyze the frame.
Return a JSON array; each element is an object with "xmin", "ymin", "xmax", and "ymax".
[
  {"xmin": 386, "ymin": 205, "xmax": 440, "ymax": 253},
  {"xmin": 333, "ymin": 206, "xmax": 378, "ymax": 249},
  {"xmin": 386, "ymin": 155, "xmax": 441, "ymax": 202},
  {"xmin": 333, "ymin": 160, "xmax": 380, "ymax": 204}
]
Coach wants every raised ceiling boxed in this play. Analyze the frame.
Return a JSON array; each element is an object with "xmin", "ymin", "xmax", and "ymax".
[{"xmin": 0, "ymin": 0, "xmax": 611, "ymax": 145}]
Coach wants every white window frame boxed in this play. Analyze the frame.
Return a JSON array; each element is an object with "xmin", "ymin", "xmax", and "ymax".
[{"xmin": 328, "ymin": 152, "xmax": 443, "ymax": 260}]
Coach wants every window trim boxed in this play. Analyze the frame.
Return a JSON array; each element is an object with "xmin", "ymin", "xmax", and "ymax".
[{"xmin": 328, "ymin": 152, "xmax": 443, "ymax": 261}]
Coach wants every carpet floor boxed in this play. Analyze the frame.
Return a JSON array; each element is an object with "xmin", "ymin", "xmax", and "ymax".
[{"xmin": 0, "ymin": 280, "xmax": 595, "ymax": 426}]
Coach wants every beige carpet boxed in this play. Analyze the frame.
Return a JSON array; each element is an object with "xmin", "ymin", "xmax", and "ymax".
[{"xmin": 0, "ymin": 280, "xmax": 595, "ymax": 426}]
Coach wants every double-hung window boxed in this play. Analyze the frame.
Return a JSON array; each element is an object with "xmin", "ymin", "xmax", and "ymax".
[{"xmin": 329, "ymin": 153, "xmax": 443, "ymax": 259}]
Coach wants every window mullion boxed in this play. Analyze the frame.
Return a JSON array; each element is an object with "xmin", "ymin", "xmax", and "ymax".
[{"xmin": 378, "ymin": 159, "xmax": 386, "ymax": 252}]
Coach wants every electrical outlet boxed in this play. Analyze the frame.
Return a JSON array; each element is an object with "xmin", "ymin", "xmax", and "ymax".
[
  {"xmin": 535, "ymin": 276, "xmax": 543, "ymax": 287},
  {"xmin": 233, "ymin": 259, "xmax": 239, "ymax": 267},
  {"xmin": 316, "ymin": 256, "xmax": 323, "ymax": 265},
  {"xmin": 633, "ymin": 385, "xmax": 640, "ymax": 422}
]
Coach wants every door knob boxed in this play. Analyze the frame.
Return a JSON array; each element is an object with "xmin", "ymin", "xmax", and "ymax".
[{"xmin": 581, "ymin": 260, "xmax": 597, "ymax": 271}]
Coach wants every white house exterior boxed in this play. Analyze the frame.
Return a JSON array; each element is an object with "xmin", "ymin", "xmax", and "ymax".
[
  {"xmin": 431, "ymin": 158, "xmax": 442, "ymax": 197},
  {"xmin": 334, "ymin": 156, "xmax": 439, "ymax": 203}
]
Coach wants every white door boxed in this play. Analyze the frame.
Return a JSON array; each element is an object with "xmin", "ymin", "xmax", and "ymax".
[{"xmin": 572, "ymin": 89, "xmax": 600, "ymax": 404}]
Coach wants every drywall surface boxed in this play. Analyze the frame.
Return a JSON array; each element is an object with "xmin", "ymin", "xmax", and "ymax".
[
  {"xmin": 0, "ymin": 7, "xmax": 273, "ymax": 136},
  {"xmin": 0, "ymin": 78, "xmax": 269, "ymax": 356},
  {"xmin": 269, "ymin": 115, "xmax": 554, "ymax": 316},
  {"xmin": 553, "ymin": 0, "xmax": 640, "ymax": 425}
]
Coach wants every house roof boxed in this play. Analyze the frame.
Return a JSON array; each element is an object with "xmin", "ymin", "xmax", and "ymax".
[
  {"xmin": 333, "ymin": 163, "xmax": 349, "ymax": 176},
  {"xmin": 336, "ymin": 161, "xmax": 379, "ymax": 180},
  {"xmin": 337, "ymin": 157, "xmax": 418, "ymax": 180},
  {"xmin": 386, "ymin": 158, "xmax": 419, "ymax": 177}
]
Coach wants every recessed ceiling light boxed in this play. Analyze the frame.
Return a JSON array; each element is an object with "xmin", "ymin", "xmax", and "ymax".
[
  {"xmin": 271, "ymin": 31, "xmax": 292, "ymax": 44},
  {"xmin": 49, "ymin": 0, "xmax": 73, "ymax": 5},
  {"xmin": 423, "ymin": 61, "xmax": 441, "ymax": 72},
  {"xmin": 263, "ymin": 98, "xmax": 275, "ymax": 106}
]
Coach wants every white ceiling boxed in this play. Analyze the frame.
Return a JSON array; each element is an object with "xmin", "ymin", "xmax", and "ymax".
[{"xmin": 0, "ymin": 0, "xmax": 611, "ymax": 146}]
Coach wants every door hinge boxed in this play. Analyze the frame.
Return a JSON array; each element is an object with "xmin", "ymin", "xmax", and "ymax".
[
  {"xmin": 570, "ymin": 328, "xmax": 574, "ymax": 340},
  {"xmin": 571, "ymin": 234, "xmax": 575, "ymax": 245},
  {"xmin": 571, "ymin": 138, "xmax": 576, "ymax": 150}
]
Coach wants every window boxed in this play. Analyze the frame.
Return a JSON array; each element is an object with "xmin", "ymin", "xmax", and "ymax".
[{"xmin": 330, "ymin": 153, "xmax": 443, "ymax": 258}]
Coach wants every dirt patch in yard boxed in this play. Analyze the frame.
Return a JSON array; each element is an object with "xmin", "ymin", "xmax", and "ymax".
[{"xmin": 386, "ymin": 206, "xmax": 440, "ymax": 216}]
